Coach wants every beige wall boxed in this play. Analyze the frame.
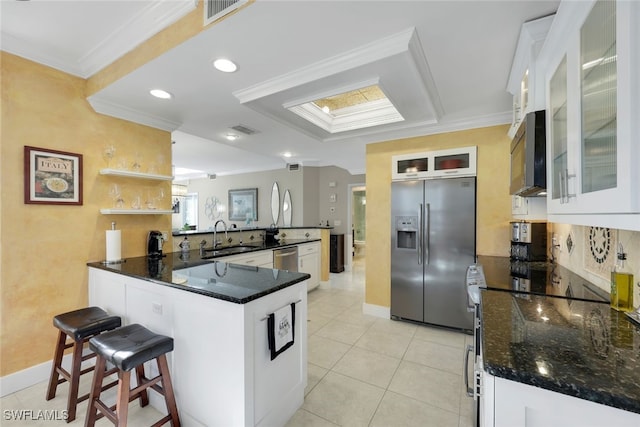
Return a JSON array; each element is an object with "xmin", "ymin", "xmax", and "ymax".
[
  {"xmin": 364, "ymin": 125, "xmax": 512, "ymax": 308},
  {"xmin": 317, "ymin": 167, "xmax": 366, "ymax": 236},
  {"xmin": 183, "ymin": 167, "xmax": 305, "ymax": 230},
  {"xmin": 1, "ymin": 53, "xmax": 172, "ymax": 376}
]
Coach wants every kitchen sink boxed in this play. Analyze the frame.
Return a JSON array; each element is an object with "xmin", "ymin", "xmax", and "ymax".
[{"xmin": 201, "ymin": 244, "xmax": 262, "ymax": 258}]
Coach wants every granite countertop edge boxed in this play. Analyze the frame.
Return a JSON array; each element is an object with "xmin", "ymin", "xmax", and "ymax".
[
  {"xmin": 483, "ymin": 361, "xmax": 640, "ymax": 415},
  {"xmin": 87, "ymin": 260, "xmax": 310, "ymax": 304},
  {"xmin": 87, "ymin": 241, "xmax": 314, "ymax": 304}
]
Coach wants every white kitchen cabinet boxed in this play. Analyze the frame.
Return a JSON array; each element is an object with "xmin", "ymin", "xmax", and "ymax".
[
  {"xmin": 88, "ymin": 267, "xmax": 307, "ymax": 427},
  {"xmin": 392, "ymin": 146, "xmax": 477, "ymax": 181},
  {"xmin": 483, "ymin": 371, "xmax": 640, "ymax": 427},
  {"xmin": 541, "ymin": 0, "xmax": 640, "ymax": 230},
  {"xmin": 298, "ymin": 242, "xmax": 320, "ymax": 291},
  {"xmin": 506, "ymin": 15, "xmax": 554, "ymax": 138}
]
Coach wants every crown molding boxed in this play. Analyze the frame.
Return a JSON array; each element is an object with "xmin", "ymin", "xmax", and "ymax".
[
  {"xmin": 80, "ymin": 0, "xmax": 196, "ymax": 78},
  {"xmin": 234, "ymin": 27, "xmax": 417, "ymax": 104},
  {"xmin": 1, "ymin": 0, "xmax": 195, "ymax": 78},
  {"xmin": 506, "ymin": 14, "xmax": 554, "ymax": 94},
  {"xmin": 0, "ymin": 32, "xmax": 85, "ymax": 76},
  {"xmin": 322, "ymin": 110, "xmax": 512, "ymax": 145},
  {"xmin": 88, "ymin": 97, "xmax": 181, "ymax": 131}
]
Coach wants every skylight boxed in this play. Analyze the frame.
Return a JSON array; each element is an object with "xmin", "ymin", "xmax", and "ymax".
[{"xmin": 287, "ymin": 84, "xmax": 404, "ymax": 134}]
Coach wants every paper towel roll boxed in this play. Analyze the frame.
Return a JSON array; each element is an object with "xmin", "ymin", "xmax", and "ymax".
[{"xmin": 106, "ymin": 229, "xmax": 121, "ymax": 262}]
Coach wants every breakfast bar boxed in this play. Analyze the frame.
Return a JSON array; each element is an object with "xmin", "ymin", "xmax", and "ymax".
[{"xmin": 87, "ymin": 255, "xmax": 310, "ymax": 427}]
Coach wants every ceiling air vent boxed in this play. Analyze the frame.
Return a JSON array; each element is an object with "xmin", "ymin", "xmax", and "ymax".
[
  {"xmin": 205, "ymin": 0, "xmax": 247, "ymax": 26},
  {"xmin": 287, "ymin": 163, "xmax": 300, "ymax": 171},
  {"xmin": 230, "ymin": 124, "xmax": 259, "ymax": 135}
]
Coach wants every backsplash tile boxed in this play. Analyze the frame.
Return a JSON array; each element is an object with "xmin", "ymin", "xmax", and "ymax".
[{"xmin": 550, "ymin": 223, "xmax": 640, "ymax": 309}]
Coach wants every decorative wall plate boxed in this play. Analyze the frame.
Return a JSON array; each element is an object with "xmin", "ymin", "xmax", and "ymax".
[
  {"xmin": 584, "ymin": 226, "xmax": 615, "ymax": 280},
  {"xmin": 205, "ymin": 196, "xmax": 221, "ymax": 220}
]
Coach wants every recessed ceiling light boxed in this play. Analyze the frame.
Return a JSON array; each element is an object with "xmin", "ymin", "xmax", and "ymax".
[
  {"xmin": 225, "ymin": 134, "xmax": 239, "ymax": 141},
  {"xmin": 149, "ymin": 89, "xmax": 173, "ymax": 99},
  {"xmin": 283, "ymin": 152, "xmax": 293, "ymax": 158},
  {"xmin": 213, "ymin": 58, "xmax": 238, "ymax": 73}
]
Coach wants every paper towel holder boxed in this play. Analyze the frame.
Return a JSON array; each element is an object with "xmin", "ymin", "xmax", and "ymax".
[{"xmin": 102, "ymin": 222, "xmax": 126, "ymax": 265}]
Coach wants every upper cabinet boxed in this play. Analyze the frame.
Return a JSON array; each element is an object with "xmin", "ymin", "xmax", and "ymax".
[
  {"xmin": 507, "ymin": 15, "xmax": 555, "ymax": 139},
  {"xmin": 391, "ymin": 146, "xmax": 477, "ymax": 181},
  {"xmin": 539, "ymin": 0, "xmax": 640, "ymax": 230}
]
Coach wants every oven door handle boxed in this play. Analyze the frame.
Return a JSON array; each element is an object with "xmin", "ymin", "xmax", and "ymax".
[{"xmin": 464, "ymin": 344, "xmax": 474, "ymax": 397}]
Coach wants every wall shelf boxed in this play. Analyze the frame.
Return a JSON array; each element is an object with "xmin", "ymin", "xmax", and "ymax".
[
  {"xmin": 100, "ymin": 209, "xmax": 174, "ymax": 215},
  {"xmin": 99, "ymin": 168, "xmax": 173, "ymax": 181}
]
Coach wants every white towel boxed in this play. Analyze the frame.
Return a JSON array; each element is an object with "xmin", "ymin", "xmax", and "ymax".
[{"xmin": 268, "ymin": 303, "xmax": 295, "ymax": 360}]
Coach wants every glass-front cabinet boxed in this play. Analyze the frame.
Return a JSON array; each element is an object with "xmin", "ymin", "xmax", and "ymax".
[
  {"xmin": 544, "ymin": 0, "xmax": 639, "ymax": 229},
  {"xmin": 549, "ymin": 55, "xmax": 568, "ymax": 204}
]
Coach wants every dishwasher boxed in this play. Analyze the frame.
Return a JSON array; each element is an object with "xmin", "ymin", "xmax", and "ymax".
[{"xmin": 273, "ymin": 246, "xmax": 298, "ymax": 272}]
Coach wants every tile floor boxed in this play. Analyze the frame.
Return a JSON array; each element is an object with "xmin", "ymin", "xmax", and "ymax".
[
  {"xmin": 286, "ymin": 258, "xmax": 474, "ymax": 427},
  {"xmin": 0, "ymin": 257, "xmax": 475, "ymax": 426}
]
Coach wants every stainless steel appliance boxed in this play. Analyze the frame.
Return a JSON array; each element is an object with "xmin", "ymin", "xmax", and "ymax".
[
  {"xmin": 510, "ymin": 110, "xmax": 546, "ymax": 196},
  {"xmin": 273, "ymin": 246, "xmax": 298, "ymax": 272},
  {"xmin": 510, "ymin": 221, "xmax": 547, "ymax": 261},
  {"xmin": 147, "ymin": 230, "xmax": 164, "ymax": 259},
  {"xmin": 391, "ymin": 177, "xmax": 476, "ymax": 330}
]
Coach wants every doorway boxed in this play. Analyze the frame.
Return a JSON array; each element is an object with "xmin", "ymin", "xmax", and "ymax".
[{"xmin": 350, "ymin": 185, "xmax": 366, "ymax": 263}]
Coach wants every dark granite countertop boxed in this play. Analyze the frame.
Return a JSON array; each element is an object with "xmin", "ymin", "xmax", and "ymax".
[
  {"xmin": 477, "ymin": 255, "xmax": 610, "ymax": 302},
  {"xmin": 198, "ymin": 238, "xmax": 320, "ymax": 259},
  {"xmin": 481, "ymin": 289, "xmax": 640, "ymax": 414},
  {"xmin": 172, "ymin": 226, "xmax": 332, "ymax": 236},
  {"xmin": 88, "ymin": 250, "xmax": 310, "ymax": 304}
]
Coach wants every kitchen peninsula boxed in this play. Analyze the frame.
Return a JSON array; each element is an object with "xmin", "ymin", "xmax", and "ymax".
[{"xmin": 87, "ymin": 252, "xmax": 310, "ymax": 427}]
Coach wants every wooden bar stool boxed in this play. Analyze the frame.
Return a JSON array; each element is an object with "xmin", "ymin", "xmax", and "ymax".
[
  {"xmin": 85, "ymin": 323, "xmax": 180, "ymax": 427},
  {"xmin": 46, "ymin": 306, "xmax": 122, "ymax": 423}
]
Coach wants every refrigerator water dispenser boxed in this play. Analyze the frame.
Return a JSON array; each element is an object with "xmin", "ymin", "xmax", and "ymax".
[{"xmin": 395, "ymin": 216, "xmax": 418, "ymax": 249}]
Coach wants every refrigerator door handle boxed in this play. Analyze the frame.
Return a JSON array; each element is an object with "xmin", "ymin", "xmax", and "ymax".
[
  {"xmin": 424, "ymin": 203, "xmax": 430, "ymax": 265},
  {"xmin": 418, "ymin": 203, "xmax": 423, "ymax": 265}
]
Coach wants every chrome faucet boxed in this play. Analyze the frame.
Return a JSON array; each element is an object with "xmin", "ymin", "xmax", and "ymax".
[{"xmin": 213, "ymin": 220, "xmax": 228, "ymax": 249}]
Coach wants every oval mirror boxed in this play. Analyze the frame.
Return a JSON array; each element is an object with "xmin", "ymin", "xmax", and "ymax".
[
  {"xmin": 283, "ymin": 189, "xmax": 292, "ymax": 227},
  {"xmin": 270, "ymin": 182, "xmax": 280, "ymax": 225}
]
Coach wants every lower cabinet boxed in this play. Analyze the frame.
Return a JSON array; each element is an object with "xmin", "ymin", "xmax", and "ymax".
[
  {"xmin": 483, "ymin": 372, "xmax": 640, "ymax": 427},
  {"xmin": 298, "ymin": 242, "xmax": 320, "ymax": 291},
  {"xmin": 88, "ymin": 267, "xmax": 307, "ymax": 427}
]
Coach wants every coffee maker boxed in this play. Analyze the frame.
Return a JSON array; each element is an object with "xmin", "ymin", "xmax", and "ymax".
[{"xmin": 147, "ymin": 230, "xmax": 165, "ymax": 258}]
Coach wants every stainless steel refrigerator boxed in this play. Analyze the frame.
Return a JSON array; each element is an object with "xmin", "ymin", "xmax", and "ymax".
[{"xmin": 391, "ymin": 177, "xmax": 476, "ymax": 331}]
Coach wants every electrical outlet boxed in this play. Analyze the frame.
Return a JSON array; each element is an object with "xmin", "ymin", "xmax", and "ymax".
[
  {"xmin": 161, "ymin": 231, "xmax": 168, "ymax": 241},
  {"xmin": 334, "ymin": 220, "xmax": 342, "ymax": 226},
  {"xmin": 152, "ymin": 302, "xmax": 163, "ymax": 315}
]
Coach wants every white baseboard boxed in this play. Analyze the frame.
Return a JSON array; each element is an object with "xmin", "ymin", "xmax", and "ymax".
[
  {"xmin": 362, "ymin": 303, "xmax": 390, "ymax": 319},
  {"xmin": 0, "ymin": 357, "xmax": 58, "ymax": 397},
  {"xmin": 318, "ymin": 280, "xmax": 331, "ymax": 290},
  {"xmin": 0, "ymin": 352, "xmax": 88, "ymax": 397}
]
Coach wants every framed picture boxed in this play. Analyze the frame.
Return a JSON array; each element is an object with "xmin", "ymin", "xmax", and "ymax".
[
  {"xmin": 228, "ymin": 188, "xmax": 258, "ymax": 221},
  {"xmin": 24, "ymin": 146, "xmax": 83, "ymax": 205}
]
